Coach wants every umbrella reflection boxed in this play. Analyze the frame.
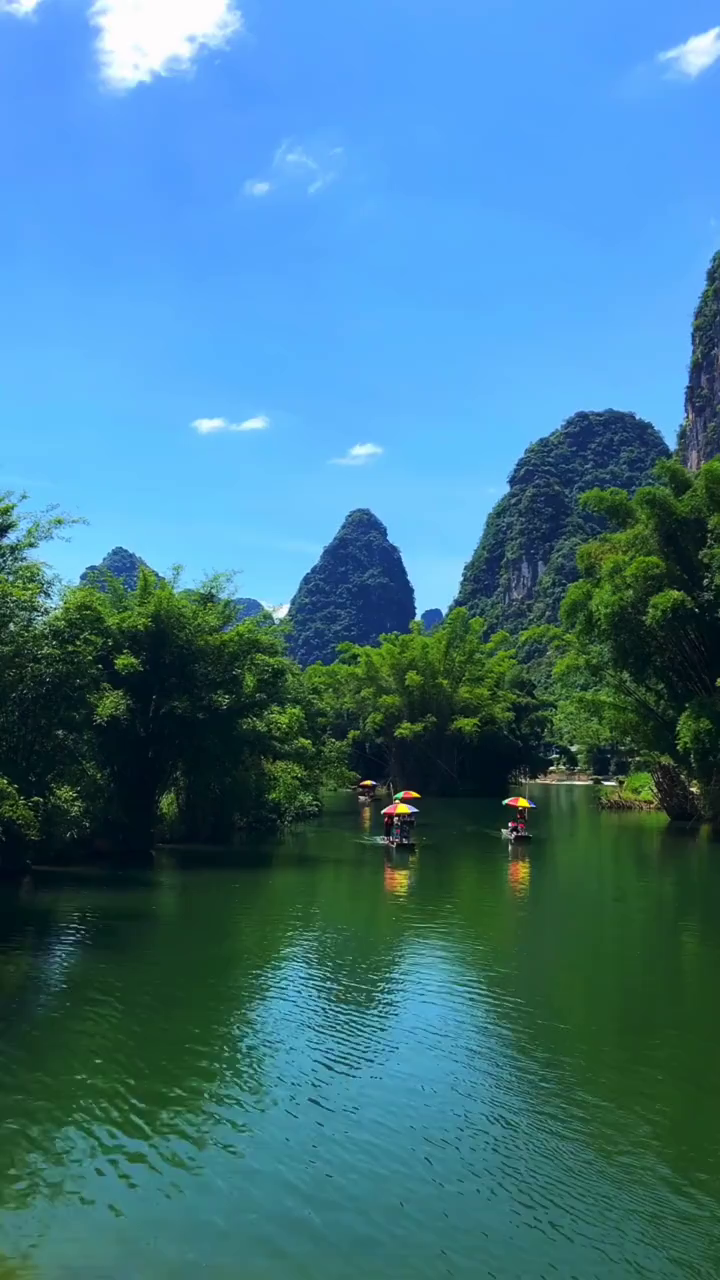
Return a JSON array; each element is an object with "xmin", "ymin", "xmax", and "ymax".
[
  {"xmin": 384, "ymin": 851, "xmax": 417, "ymax": 896},
  {"xmin": 508, "ymin": 855, "xmax": 531, "ymax": 898}
]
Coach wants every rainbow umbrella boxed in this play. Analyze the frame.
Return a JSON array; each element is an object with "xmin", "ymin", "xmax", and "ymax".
[
  {"xmin": 394, "ymin": 790, "xmax": 422, "ymax": 801},
  {"xmin": 502, "ymin": 797, "xmax": 536, "ymax": 809},
  {"xmin": 381, "ymin": 802, "xmax": 419, "ymax": 816},
  {"xmin": 358, "ymin": 780, "xmax": 378, "ymax": 788}
]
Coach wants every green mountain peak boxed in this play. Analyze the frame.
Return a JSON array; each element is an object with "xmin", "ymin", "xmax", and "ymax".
[
  {"xmin": 287, "ymin": 509, "xmax": 416, "ymax": 666},
  {"xmin": 454, "ymin": 409, "xmax": 670, "ymax": 635}
]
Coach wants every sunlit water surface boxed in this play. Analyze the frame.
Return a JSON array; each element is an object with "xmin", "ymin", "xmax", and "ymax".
[{"xmin": 1, "ymin": 788, "xmax": 720, "ymax": 1279}]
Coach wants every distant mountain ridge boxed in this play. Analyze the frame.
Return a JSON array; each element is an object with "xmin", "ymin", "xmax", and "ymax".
[
  {"xmin": 80, "ymin": 547, "xmax": 159, "ymax": 592},
  {"xmin": 80, "ymin": 550, "xmax": 269, "ymax": 622},
  {"xmin": 420, "ymin": 609, "xmax": 444, "ymax": 632},
  {"xmin": 454, "ymin": 409, "xmax": 670, "ymax": 635},
  {"xmin": 287, "ymin": 509, "xmax": 416, "ymax": 666},
  {"xmin": 81, "ymin": 405, "xmax": 674, "ymax": 665}
]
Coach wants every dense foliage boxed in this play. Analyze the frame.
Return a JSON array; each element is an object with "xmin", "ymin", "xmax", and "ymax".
[
  {"xmin": 454, "ymin": 410, "xmax": 670, "ymax": 636},
  {"xmin": 305, "ymin": 609, "xmax": 548, "ymax": 796},
  {"xmin": 678, "ymin": 252, "xmax": 720, "ymax": 469},
  {"xmin": 0, "ymin": 501, "xmax": 326, "ymax": 866},
  {"xmin": 288, "ymin": 509, "xmax": 416, "ymax": 666},
  {"xmin": 81, "ymin": 548, "xmax": 268, "ymax": 623},
  {"xmin": 552, "ymin": 460, "xmax": 720, "ymax": 821}
]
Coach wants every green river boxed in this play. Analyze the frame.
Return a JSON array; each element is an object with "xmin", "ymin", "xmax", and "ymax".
[{"xmin": 1, "ymin": 787, "xmax": 720, "ymax": 1279}]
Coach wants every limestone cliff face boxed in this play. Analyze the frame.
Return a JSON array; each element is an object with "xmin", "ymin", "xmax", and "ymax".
[
  {"xmin": 454, "ymin": 410, "xmax": 669, "ymax": 636},
  {"xmin": 678, "ymin": 252, "xmax": 720, "ymax": 470}
]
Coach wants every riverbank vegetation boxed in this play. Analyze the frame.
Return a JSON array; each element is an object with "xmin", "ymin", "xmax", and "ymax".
[
  {"xmin": 549, "ymin": 460, "xmax": 720, "ymax": 824},
  {"xmin": 305, "ymin": 609, "xmax": 549, "ymax": 796},
  {"xmin": 0, "ymin": 496, "xmax": 549, "ymax": 866},
  {"xmin": 0, "ymin": 494, "xmax": 329, "ymax": 867},
  {"xmin": 597, "ymin": 774, "xmax": 661, "ymax": 812},
  {"xmin": 7, "ymin": 453, "xmax": 720, "ymax": 864}
]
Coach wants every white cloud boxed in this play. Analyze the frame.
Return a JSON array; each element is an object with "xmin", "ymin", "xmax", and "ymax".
[
  {"xmin": 192, "ymin": 415, "xmax": 270, "ymax": 434},
  {"xmin": 261, "ymin": 601, "xmax": 290, "ymax": 621},
  {"xmin": 658, "ymin": 26, "xmax": 720, "ymax": 78},
  {"xmin": 0, "ymin": 0, "xmax": 43, "ymax": 15},
  {"xmin": 244, "ymin": 180, "xmax": 272, "ymax": 198},
  {"xmin": 89, "ymin": 0, "xmax": 243, "ymax": 90},
  {"xmin": 192, "ymin": 417, "xmax": 227, "ymax": 434},
  {"xmin": 232, "ymin": 415, "xmax": 270, "ymax": 432},
  {"xmin": 244, "ymin": 139, "xmax": 345, "ymax": 200},
  {"xmin": 331, "ymin": 443, "xmax": 384, "ymax": 467}
]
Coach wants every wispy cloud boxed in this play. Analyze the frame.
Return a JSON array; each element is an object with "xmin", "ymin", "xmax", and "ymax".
[
  {"xmin": 0, "ymin": 0, "xmax": 43, "ymax": 15},
  {"xmin": 89, "ymin": 0, "xmax": 243, "ymax": 90},
  {"xmin": 331, "ymin": 443, "xmax": 384, "ymax": 467},
  {"xmin": 658, "ymin": 26, "xmax": 720, "ymax": 78},
  {"xmin": 192, "ymin": 415, "xmax": 270, "ymax": 435},
  {"xmin": 243, "ymin": 138, "xmax": 345, "ymax": 200},
  {"xmin": 244, "ymin": 180, "xmax": 271, "ymax": 198}
]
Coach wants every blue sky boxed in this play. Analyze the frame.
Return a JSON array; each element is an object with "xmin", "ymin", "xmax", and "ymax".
[{"xmin": 1, "ymin": 0, "xmax": 719, "ymax": 613}]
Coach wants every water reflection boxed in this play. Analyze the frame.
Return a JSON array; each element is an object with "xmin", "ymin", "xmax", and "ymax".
[
  {"xmin": 507, "ymin": 852, "xmax": 531, "ymax": 897},
  {"xmin": 383, "ymin": 849, "xmax": 417, "ymax": 897},
  {"xmin": 1, "ymin": 792, "xmax": 720, "ymax": 1279}
]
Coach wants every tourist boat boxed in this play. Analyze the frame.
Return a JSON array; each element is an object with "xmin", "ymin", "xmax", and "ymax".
[
  {"xmin": 501, "ymin": 794, "xmax": 536, "ymax": 843},
  {"xmin": 381, "ymin": 800, "xmax": 419, "ymax": 852},
  {"xmin": 357, "ymin": 779, "xmax": 378, "ymax": 804},
  {"xmin": 501, "ymin": 827, "xmax": 533, "ymax": 844}
]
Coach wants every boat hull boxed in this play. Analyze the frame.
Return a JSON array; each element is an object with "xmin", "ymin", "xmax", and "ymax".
[{"xmin": 501, "ymin": 829, "xmax": 532, "ymax": 843}]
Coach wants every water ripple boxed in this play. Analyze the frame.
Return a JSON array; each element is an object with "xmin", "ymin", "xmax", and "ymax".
[{"xmin": 1, "ymin": 798, "xmax": 720, "ymax": 1278}]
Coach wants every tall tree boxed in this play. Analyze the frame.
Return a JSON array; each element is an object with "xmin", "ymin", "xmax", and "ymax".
[
  {"xmin": 307, "ymin": 609, "xmax": 548, "ymax": 795},
  {"xmin": 52, "ymin": 573, "xmax": 322, "ymax": 856},
  {"xmin": 557, "ymin": 459, "xmax": 720, "ymax": 819}
]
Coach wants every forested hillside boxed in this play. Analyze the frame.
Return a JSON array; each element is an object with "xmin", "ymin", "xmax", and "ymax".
[
  {"xmin": 288, "ymin": 509, "xmax": 415, "ymax": 666},
  {"xmin": 454, "ymin": 410, "xmax": 670, "ymax": 635}
]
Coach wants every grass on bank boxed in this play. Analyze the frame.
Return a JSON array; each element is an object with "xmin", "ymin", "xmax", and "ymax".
[{"xmin": 598, "ymin": 772, "xmax": 660, "ymax": 811}]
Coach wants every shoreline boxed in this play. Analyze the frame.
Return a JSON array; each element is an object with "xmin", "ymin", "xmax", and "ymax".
[{"xmin": 533, "ymin": 777, "xmax": 594, "ymax": 786}]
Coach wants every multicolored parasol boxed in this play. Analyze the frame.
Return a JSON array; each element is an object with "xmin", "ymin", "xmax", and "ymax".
[
  {"xmin": 358, "ymin": 780, "xmax": 378, "ymax": 788},
  {"xmin": 381, "ymin": 802, "xmax": 419, "ymax": 816},
  {"xmin": 502, "ymin": 797, "xmax": 536, "ymax": 809},
  {"xmin": 394, "ymin": 791, "xmax": 422, "ymax": 801}
]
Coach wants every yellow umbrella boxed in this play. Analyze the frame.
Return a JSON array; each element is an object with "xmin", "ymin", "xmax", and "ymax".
[{"xmin": 358, "ymin": 780, "xmax": 378, "ymax": 788}]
